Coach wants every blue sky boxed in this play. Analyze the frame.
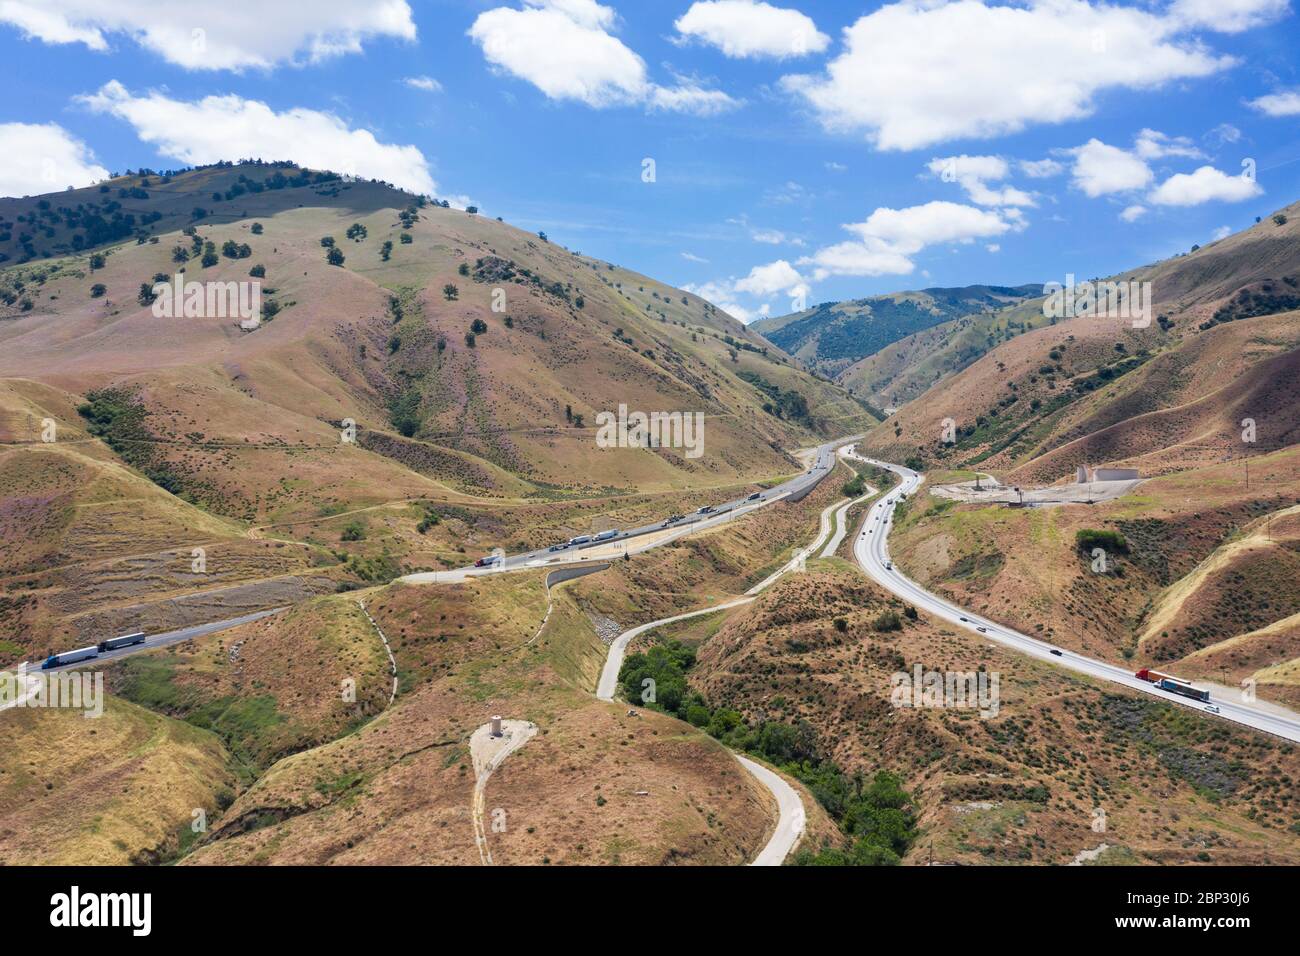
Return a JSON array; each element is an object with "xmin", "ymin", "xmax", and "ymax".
[{"xmin": 3, "ymin": 0, "xmax": 1299, "ymax": 320}]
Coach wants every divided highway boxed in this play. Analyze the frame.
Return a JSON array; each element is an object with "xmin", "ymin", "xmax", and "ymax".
[
  {"xmin": 401, "ymin": 437, "xmax": 855, "ymax": 585},
  {"xmin": 849, "ymin": 449, "xmax": 1300, "ymax": 744}
]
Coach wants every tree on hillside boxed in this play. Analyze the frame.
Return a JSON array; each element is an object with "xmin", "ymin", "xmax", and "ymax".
[{"xmin": 327, "ymin": 246, "xmax": 345, "ymax": 267}]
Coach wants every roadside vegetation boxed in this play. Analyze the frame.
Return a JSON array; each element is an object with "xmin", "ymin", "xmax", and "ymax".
[{"xmin": 618, "ymin": 638, "xmax": 919, "ymax": 864}]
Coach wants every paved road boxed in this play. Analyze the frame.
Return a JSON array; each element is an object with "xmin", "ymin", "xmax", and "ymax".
[
  {"xmin": 400, "ymin": 436, "xmax": 857, "ymax": 585},
  {"xmin": 848, "ymin": 449, "xmax": 1300, "ymax": 743},
  {"xmin": 30, "ymin": 608, "xmax": 287, "ymax": 674},
  {"xmin": 735, "ymin": 754, "xmax": 808, "ymax": 866},
  {"xmin": 594, "ymin": 457, "xmax": 862, "ymax": 863}
]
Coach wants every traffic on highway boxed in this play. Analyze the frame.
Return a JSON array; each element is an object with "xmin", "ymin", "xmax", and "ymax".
[{"xmin": 848, "ymin": 448, "xmax": 1300, "ymax": 744}]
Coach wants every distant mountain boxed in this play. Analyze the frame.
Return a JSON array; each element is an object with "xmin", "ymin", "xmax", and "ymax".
[{"xmin": 753, "ymin": 284, "xmax": 1041, "ymax": 379}]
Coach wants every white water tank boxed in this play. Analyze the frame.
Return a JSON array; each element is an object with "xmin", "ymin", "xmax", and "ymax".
[{"xmin": 490, "ymin": 715, "xmax": 503, "ymax": 737}]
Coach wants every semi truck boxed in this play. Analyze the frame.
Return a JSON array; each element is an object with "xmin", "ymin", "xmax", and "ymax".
[
  {"xmin": 1135, "ymin": 668, "xmax": 1210, "ymax": 702},
  {"xmin": 43, "ymin": 631, "xmax": 151, "ymax": 669},
  {"xmin": 42, "ymin": 645, "xmax": 100, "ymax": 669},
  {"xmin": 98, "ymin": 631, "xmax": 145, "ymax": 652},
  {"xmin": 593, "ymin": 529, "xmax": 619, "ymax": 542}
]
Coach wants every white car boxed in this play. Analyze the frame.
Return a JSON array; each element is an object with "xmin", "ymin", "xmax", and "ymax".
[{"xmin": 1204, "ymin": 704, "xmax": 1220, "ymax": 714}]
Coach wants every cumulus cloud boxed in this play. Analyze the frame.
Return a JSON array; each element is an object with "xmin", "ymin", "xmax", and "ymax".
[
  {"xmin": 469, "ymin": 0, "xmax": 735, "ymax": 114},
  {"xmin": 1149, "ymin": 165, "xmax": 1263, "ymax": 206},
  {"xmin": 1068, "ymin": 138, "xmax": 1153, "ymax": 197},
  {"xmin": 1119, "ymin": 204, "xmax": 1148, "ymax": 222},
  {"xmin": 1134, "ymin": 128, "xmax": 1203, "ymax": 159},
  {"xmin": 78, "ymin": 81, "xmax": 437, "ymax": 195},
  {"xmin": 0, "ymin": 122, "xmax": 108, "ymax": 198},
  {"xmin": 1019, "ymin": 158, "xmax": 1064, "ymax": 178},
  {"xmin": 781, "ymin": 0, "xmax": 1234, "ymax": 150},
  {"xmin": 1249, "ymin": 90, "xmax": 1300, "ymax": 116},
  {"xmin": 674, "ymin": 1, "xmax": 828, "ymax": 59},
  {"xmin": 926, "ymin": 154, "xmax": 1035, "ymax": 207},
  {"xmin": 799, "ymin": 200, "xmax": 1022, "ymax": 279},
  {"xmin": 0, "ymin": 0, "xmax": 416, "ymax": 70},
  {"xmin": 734, "ymin": 259, "xmax": 807, "ymax": 297},
  {"xmin": 1168, "ymin": 0, "xmax": 1290, "ymax": 33}
]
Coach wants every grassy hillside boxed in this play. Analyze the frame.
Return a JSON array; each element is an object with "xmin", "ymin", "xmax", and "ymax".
[
  {"xmin": 756, "ymin": 284, "xmax": 1040, "ymax": 384},
  {"xmin": 0, "ymin": 162, "xmax": 877, "ymax": 653}
]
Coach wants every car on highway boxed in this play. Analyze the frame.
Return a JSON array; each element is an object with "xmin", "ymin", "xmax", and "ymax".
[
  {"xmin": 474, "ymin": 554, "xmax": 501, "ymax": 568},
  {"xmin": 548, "ymin": 543, "xmax": 568, "ymax": 552},
  {"xmin": 884, "ymin": 561, "xmax": 892, "ymax": 570},
  {"xmin": 746, "ymin": 492, "xmax": 761, "ymax": 501},
  {"xmin": 959, "ymin": 617, "xmax": 969, "ymax": 622},
  {"xmin": 976, "ymin": 626, "xmax": 988, "ymax": 634},
  {"xmin": 662, "ymin": 514, "xmax": 685, "ymax": 527},
  {"xmin": 1205, "ymin": 704, "xmax": 1220, "ymax": 714},
  {"xmin": 1050, "ymin": 649, "xmax": 1063, "ymax": 656}
]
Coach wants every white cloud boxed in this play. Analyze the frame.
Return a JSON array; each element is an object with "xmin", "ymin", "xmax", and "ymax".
[
  {"xmin": 1211, "ymin": 225, "xmax": 1232, "ymax": 240},
  {"xmin": 0, "ymin": 122, "xmax": 108, "ymax": 198},
  {"xmin": 1068, "ymin": 139, "xmax": 1153, "ymax": 197},
  {"xmin": 404, "ymin": 75, "xmax": 442, "ymax": 92},
  {"xmin": 469, "ymin": 0, "xmax": 734, "ymax": 113},
  {"xmin": 1206, "ymin": 122, "xmax": 1242, "ymax": 145},
  {"xmin": 1249, "ymin": 90, "xmax": 1300, "ymax": 117},
  {"xmin": 824, "ymin": 161, "xmax": 847, "ymax": 172},
  {"xmin": 781, "ymin": 0, "xmax": 1233, "ymax": 150},
  {"xmin": 926, "ymin": 154, "xmax": 1035, "ymax": 206},
  {"xmin": 680, "ymin": 278, "xmax": 759, "ymax": 322},
  {"xmin": 799, "ymin": 200, "xmax": 1021, "ymax": 279},
  {"xmin": 647, "ymin": 82, "xmax": 740, "ymax": 116},
  {"xmin": 684, "ymin": 258, "xmax": 810, "ymax": 322},
  {"xmin": 734, "ymin": 259, "xmax": 806, "ymax": 297},
  {"xmin": 749, "ymin": 227, "xmax": 803, "ymax": 246},
  {"xmin": 1119, "ymin": 204, "xmax": 1148, "ymax": 222},
  {"xmin": 986, "ymin": 243, "xmax": 1001, "ymax": 253},
  {"xmin": 78, "ymin": 81, "xmax": 437, "ymax": 195},
  {"xmin": 681, "ymin": 251, "xmax": 710, "ymax": 263},
  {"xmin": 1149, "ymin": 165, "xmax": 1263, "ymax": 206},
  {"xmin": 1134, "ymin": 128, "xmax": 1203, "ymax": 160},
  {"xmin": 1168, "ymin": 0, "xmax": 1290, "ymax": 34},
  {"xmin": 0, "ymin": 0, "xmax": 416, "ymax": 70},
  {"xmin": 674, "ymin": 1, "xmax": 828, "ymax": 59},
  {"xmin": 1019, "ymin": 158, "xmax": 1063, "ymax": 178}
]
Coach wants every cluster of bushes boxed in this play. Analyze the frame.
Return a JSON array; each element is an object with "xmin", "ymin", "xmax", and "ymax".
[
  {"xmin": 77, "ymin": 388, "xmax": 186, "ymax": 495},
  {"xmin": 737, "ymin": 370, "xmax": 812, "ymax": 425},
  {"xmin": 1201, "ymin": 277, "xmax": 1300, "ymax": 330},
  {"xmin": 1075, "ymin": 528, "xmax": 1129, "ymax": 554},
  {"xmin": 618, "ymin": 638, "xmax": 917, "ymax": 864}
]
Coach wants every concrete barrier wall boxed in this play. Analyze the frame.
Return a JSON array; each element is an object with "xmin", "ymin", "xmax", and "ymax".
[{"xmin": 1094, "ymin": 467, "xmax": 1139, "ymax": 481}]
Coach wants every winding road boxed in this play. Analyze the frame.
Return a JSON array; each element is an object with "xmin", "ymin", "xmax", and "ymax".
[
  {"xmin": 848, "ymin": 449, "xmax": 1300, "ymax": 744},
  {"xmin": 595, "ymin": 460, "xmax": 870, "ymax": 864}
]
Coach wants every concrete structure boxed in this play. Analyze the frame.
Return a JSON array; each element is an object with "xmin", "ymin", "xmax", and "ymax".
[
  {"xmin": 490, "ymin": 715, "xmax": 503, "ymax": 737},
  {"xmin": 1076, "ymin": 465, "xmax": 1089, "ymax": 483},
  {"xmin": 1094, "ymin": 467, "xmax": 1140, "ymax": 481}
]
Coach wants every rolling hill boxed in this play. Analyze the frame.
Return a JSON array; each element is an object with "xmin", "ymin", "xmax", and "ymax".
[
  {"xmin": 755, "ymin": 284, "xmax": 1041, "ymax": 386},
  {"xmin": 0, "ymin": 161, "xmax": 878, "ymax": 660}
]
